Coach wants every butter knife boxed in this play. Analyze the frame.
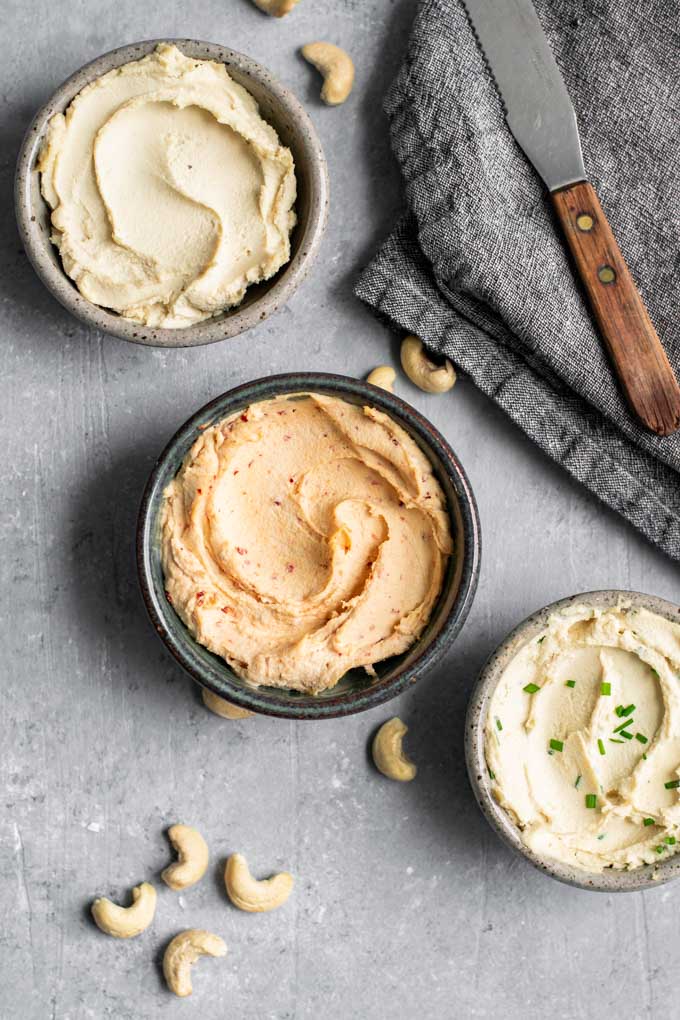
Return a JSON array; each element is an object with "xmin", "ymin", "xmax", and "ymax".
[{"xmin": 462, "ymin": 0, "xmax": 680, "ymax": 436}]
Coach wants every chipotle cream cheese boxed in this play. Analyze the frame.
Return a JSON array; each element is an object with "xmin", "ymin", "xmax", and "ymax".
[
  {"xmin": 38, "ymin": 44, "xmax": 296, "ymax": 328},
  {"xmin": 160, "ymin": 393, "xmax": 453, "ymax": 693}
]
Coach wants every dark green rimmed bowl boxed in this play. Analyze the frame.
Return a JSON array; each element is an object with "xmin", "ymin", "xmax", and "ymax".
[{"xmin": 137, "ymin": 373, "xmax": 481, "ymax": 719}]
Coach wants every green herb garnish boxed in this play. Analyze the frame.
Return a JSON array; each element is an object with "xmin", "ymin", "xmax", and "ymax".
[
  {"xmin": 665, "ymin": 836, "xmax": 676, "ymax": 845},
  {"xmin": 620, "ymin": 730, "xmax": 633, "ymax": 740},
  {"xmin": 537, "ymin": 636, "xmax": 545, "ymax": 644},
  {"xmin": 597, "ymin": 834, "xmax": 606, "ymax": 840},
  {"xmin": 597, "ymin": 739, "xmax": 606, "ymax": 756},
  {"xmin": 574, "ymin": 775, "xmax": 582, "ymax": 789},
  {"xmin": 566, "ymin": 680, "xmax": 576, "ymax": 688},
  {"xmin": 613, "ymin": 719, "xmax": 634, "ymax": 734},
  {"xmin": 549, "ymin": 739, "xmax": 564, "ymax": 752},
  {"xmin": 523, "ymin": 683, "xmax": 540, "ymax": 694},
  {"xmin": 601, "ymin": 682, "xmax": 611, "ymax": 696},
  {"xmin": 665, "ymin": 780, "xmax": 680, "ymax": 789},
  {"xmin": 585, "ymin": 794, "xmax": 597, "ymax": 809},
  {"xmin": 610, "ymin": 738, "xmax": 625, "ymax": 744},
  {"xmin": 615, "ymin": 704, "xmax": 635, "ymax": 717},
  {"xmin": 651, "ymin": 668, "xmax": 660, "ymax": 680},
  {"xmin": 635, "ymin": 733, "xmax": 648, "ymax": 744},
  {"xmin": 643, "ymin": 818, "xmax": 655, "ymax": 826},
  {"xmin": 655, "ymin": 845, "xmax": 666, "ymax": 854},
  {"xmin": 643, "ymin": 753, "xmax": 648, "ymax": 760},
  {"xmin": 495, "ymin": 717, "xmax": 503, "ymax": 732}
]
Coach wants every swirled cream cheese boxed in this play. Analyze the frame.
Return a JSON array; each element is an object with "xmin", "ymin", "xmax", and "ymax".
[
  {"xmin": 160, "ymin": 393, "xmax": 453, "ymax": 692},
  {"xmin": 486, "ymin": 603, "xmax": 680, "ymax": 872},
  {"xmin": 38, "ymin": 43, "xmax": 296, "ymax": 328}
]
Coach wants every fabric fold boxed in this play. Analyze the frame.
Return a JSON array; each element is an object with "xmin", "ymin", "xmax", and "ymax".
[{"xmin": 355, "ymin": 0, "xmax": 680, "ymax": 559}]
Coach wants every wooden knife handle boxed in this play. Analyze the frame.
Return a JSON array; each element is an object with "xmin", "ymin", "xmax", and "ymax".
[{"xmin": 551, "ymin": 181, "xmax": 680, "ymax": 436}]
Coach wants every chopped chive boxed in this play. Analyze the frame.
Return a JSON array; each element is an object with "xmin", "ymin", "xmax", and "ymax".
[
  {"xmin": 523, "ymin": 683, "xmax": 540, "ymax": 694},
  {"xmin": 643, "ymin": 818, "xmax": 655, "ymax": 826},
  {"xmin": 665, "ymin": 780, "xmax": 680, "ymax": 789},
  {"xmin": 620, "ymin": 730, "xmax": 633, "ymax": 740},
  {"xmin": 488, "ymin": 768, "xmax": 496, "ymax": 780},
  {"xmin": 610, "ymin": 738, "xmax": 625, "ymax": 744},
  {"xmin": 585, "ymin": 794, "xmax": 597, "ymax": 809},
  {"xmin": 565, "ymin": 680, "xmax": 576, "ymax": 688},
  {"xmin": 574, "ymin": 774, "xmax": 582, "ymax": 788},
  {"xmin": 537, "ymin": 636, "xmax": 545, "ymax": 644},
  {"xmin": 613, "ymin": 718, "xmax": 634, "ymax": 734},
  {"xmin": 651, "ymin": 668, "xmax": 660, "ymax": 680},
  {"xmin": 549, "ymin": 739, "xmax": 564, "ymax": 752},
  {"xmin": 598, "ymin": 739, "xmax": 606, "ymax": 756},
  {"xmin": 615, "ymin": 705, "xmax": 625, "ymax": 717},
  {"xmin": 621, "ymin": 704, "xmax": 636, "ymax": 717},
  {"xmin": 655, "ymin": 845, "xmax": 666, "ymax": 854},
  {"xmin": 643, "ymin": 753, "xmax": 648, "ymax": 760},
  {"xmin": 597, "ymin": 834, "xmax": 606, "ymax": 840},
  {"xmin": 635, "ymin": 733, "xmax": 648, "ymax": 744},
  {"xmin": 665, "ymin": 836, "xmax": 676, "ymax": 845},
  {"xmin": 495, "ymin": 717, "xmax": 503, "ymax": 732},
  {"xmin": 601, "ymin": 682, "xmax": 611, "ymax": 696}
]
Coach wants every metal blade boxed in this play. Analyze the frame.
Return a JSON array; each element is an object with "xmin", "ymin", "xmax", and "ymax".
[{"xmin": 462, "ymin": 0, "xmax": 586, "ymax": 192}]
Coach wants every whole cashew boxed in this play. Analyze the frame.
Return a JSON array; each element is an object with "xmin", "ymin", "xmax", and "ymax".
[
  {"xmin": 400, "ymin": 336, "xmax": 456, "ymax": 393},
  {"xmin": 202, "ymin": 688, "xmax": 253, "ymax": 720},
  {"xmin": 91, "ymin": 882, "xmax": 157, "ymax": 938},
  {"xmin": 162, "ymin": 824, "xmax": 209, "ymax": 891},
  {"xmin": 250, "ymin": 0, "xmax": 299, "ymax": 15},
  {"xmin": 372, "ymin": 717, "xmax": 417, "ymax": 782},
  {"xmin": 366, "ymin": 366, "xmax": 396, "ymax": 393},
  {"xmin": 163, "ymin": 929, "xmax": 227, "ymax": 998},
  {"xmin": 224, "ymin": 853, "xmax": 294, "ymax": 913},
  {"xmin": 301, "ymin": 42, "xmax": 355, "ymax": 105}
]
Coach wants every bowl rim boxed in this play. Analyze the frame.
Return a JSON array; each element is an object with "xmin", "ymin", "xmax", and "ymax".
[
  {"xmin": 136, "ymin": 371, "xmax": 481, "ymax": 719},
  {"xmin": 14, "ymin": 37, "xmax": 329, "ymax": 349},
  {"xmin": 465, "ymin": 588, "xmax": 680, "ymax": 892}
]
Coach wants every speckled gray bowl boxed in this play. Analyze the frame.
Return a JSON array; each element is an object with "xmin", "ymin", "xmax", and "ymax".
[
  {"xmin": 15, "ymin": 39, "xmax": 329, "ymax": 348},
  {"xmin": 137, "ymin": 373, "xmax": 481, "ymax": 719},
  {"xmin": 466, "ymin": 589, "xmax": 680, "ymax": 892}
]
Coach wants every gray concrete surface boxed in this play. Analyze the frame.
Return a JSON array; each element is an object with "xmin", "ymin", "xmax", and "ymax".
[{"xmin": 2, "ymin": 1, "xmax": 679, "ymax": 1017}]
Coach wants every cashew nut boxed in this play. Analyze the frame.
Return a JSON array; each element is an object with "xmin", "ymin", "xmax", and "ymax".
[
  {"xmin": 161, "ymin": 824, "xmax": 209, "ymax": 891},
  {"xmin": 91, "ymin": 882, "xmax": 157, "ymax": 938},
  {"xmin": 202, "ymin": 687, "xmax": 253, "ymax": 720},
  {"xmin": 250, "ymin": 0, "xmax": 299, "ymax": 15},
  {"xmin": 400, "ymin": 336, "xmax": 456, "ymax": 393},
  {"xmin": 224, "ymin": 853, "xmax": 294, "ymax": 912},
  {"xmin": 163, "ymin": 929, "xmax": 227, "ymax": 998},
  {"xmin": 372, "ymin": 717, "xmax": 417, "ymax": 782},
  {"xmin": 301, "ymin": 42, "xmax": 355, "ymax": 105},
  {"xmin": 366, "ymin": 366, "xmax": 396, "ymax": 393}
]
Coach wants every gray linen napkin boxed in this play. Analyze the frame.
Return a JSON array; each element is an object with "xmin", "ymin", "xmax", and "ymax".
[{"xmin": 355, "ymin": 0, "xmax": 680, "ymax": 560}]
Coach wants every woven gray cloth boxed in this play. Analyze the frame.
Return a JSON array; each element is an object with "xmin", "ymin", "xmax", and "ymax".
[{"xmin": 355, "ymin": 0, "xmax": 680, "ymax": 560}]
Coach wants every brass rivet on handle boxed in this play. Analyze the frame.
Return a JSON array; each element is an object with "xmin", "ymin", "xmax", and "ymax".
[
  {"xmin": 576, "ymin": 213, "xmax": 594, "ymax": 231},
  {"xmin": 598, "ymin": 265, "xmax": 616, "ymax": 284}
]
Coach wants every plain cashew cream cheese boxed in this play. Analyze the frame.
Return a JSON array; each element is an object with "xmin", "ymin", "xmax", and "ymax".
[
  {"xmin": 486, "ymin": 603, "xmax": 680, "ymax": 872},
  {"xmin": 160, "ymin": 393, "xmax": 453, "ymax": 693},
  {"xmin": 38, "ymin": 43, "xmax": 296, "ymax": 328}
]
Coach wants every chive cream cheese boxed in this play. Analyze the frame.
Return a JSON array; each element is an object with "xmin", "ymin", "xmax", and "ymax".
[{"xmin": 486, "ymin": 603, "xmax": 680, "ymax": 872}]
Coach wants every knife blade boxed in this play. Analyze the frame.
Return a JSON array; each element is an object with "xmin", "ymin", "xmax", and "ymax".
[{"xmin": 461, "ymin": 0, "xmax": 680, "ymax": 436}]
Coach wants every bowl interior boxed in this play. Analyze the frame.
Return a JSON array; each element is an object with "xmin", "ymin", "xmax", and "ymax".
[
  {"xmin": 17, "ymin": 39, "xmax": 328, "ymax": 347},
  {"xmin": 138, "ymin": 374, "xmax": 480, "ymax": 719},
  {"xmin": 466, "ymin": 589, "xmax": 680, "ymax": 891}
]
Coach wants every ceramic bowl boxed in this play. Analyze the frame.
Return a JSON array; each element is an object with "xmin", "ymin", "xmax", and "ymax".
[
  {"xmin": 466, "ymin": 589, "xmax": 680, "ymax": 892},
  {"xmin": 15, "ymin": 39, "xmax": 329, "ymax": 348},
  {"xmin": 137, "ymin": 373, "xmax": 481, "ymax": 719}
]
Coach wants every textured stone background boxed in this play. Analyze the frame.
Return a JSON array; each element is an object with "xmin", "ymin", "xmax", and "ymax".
[{"xmin": 2, "ymin": 1, "xmax": 679, "ymax": 1017}]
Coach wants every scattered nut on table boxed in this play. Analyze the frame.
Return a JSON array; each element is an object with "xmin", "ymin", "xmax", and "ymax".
[
  {"xmin": 163, "ymin": 929, "xmax": 227, "ymax": 998},
  {"xmin": 202, "ymin": 687, "xmax": 254, "ymax": 719},
  {"xmin": 250, "ymin": 0, "xmax": 300, "ymax": 15},
  {"xmin": 162, "ymin": 824, "xmax": 210, "ymax": 891},
  {"xmin": 400, "ymin": 335, "xmax": 456, "ymax": 393},
  {"xmin": 224, "ymin": 852, "xmax": 294, "ymax": 912},
  {"xmin": 91, "ymin": 881, "xmax": 157, "ymax": 938},
  {"xmin": 301, "ymin": 42, "xmax": 355, "ymax": 105},
  {"xmin": 372, "ymin": 717, "xmax": 417, "ymax": 782},
  {"xmin": 366, "ymin": 366, "xmax": 396, "ymax": 392}
]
